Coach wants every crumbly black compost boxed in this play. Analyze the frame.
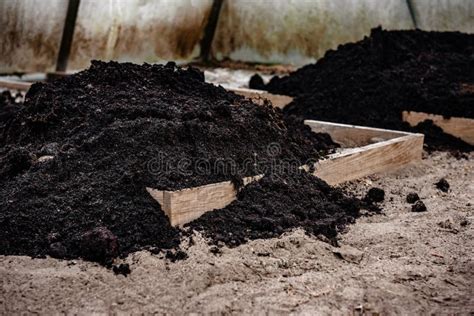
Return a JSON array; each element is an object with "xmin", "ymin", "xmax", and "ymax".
[
  {"xmin": 187, "ymin": 171, "xmax": 380, "ymax": 247},
  {"xmin": 0, "ymin": 91, "xmax": 22, "ymax": 141},
  {"xmin": 0, "ymin": 61, "xmax": 338, "ymax": 265},
  {"xmin": 252, "ymin": 28, "xmax": 474, "ymax": 152},
  {"xmin": 435, "ymin": 178, "xmax": 450, "ymax": 192},
  {"xmin": 3, "ymin": 61, "xmax": 336, "ymax": 189},
  {"xmin": 406, "ymin": 192, "xmax": 420, "ymax": 204},
  {"xmin": 411, "ymin": 200, "xmax": 427, "ymax": 212}
]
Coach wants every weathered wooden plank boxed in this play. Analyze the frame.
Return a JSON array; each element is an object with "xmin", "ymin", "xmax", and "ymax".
[
  {"xmin": 147, "ymin": 175, "xmax": 263, "ymax": 226},
  {"xmin": 304, "ymin": 119, "xmax": 408, "ymax": 147},
  {"xmin": 147, "ymin": 120, "xmax": 424, "ymax": 226},
  {"xmin": 313, "ymin": 134, "xmax": 423, "ymax": 185},
  {"xmin": 0, "ymin": 79, "xmax": 32, "ymax": 91},
  {"xmin": 402, "ymin": 111, "xmax": 474, "ymax": 145}
]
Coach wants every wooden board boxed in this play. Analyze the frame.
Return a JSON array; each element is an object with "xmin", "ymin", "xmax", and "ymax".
[
  {"xmin": 402, "ymin": 111, "xmax": 474, "ymax": 145},
  {"xmin": 305, "ymin": 120, "xmax": 405, "ymax": 147},
  {"xmin": 0, "ymin": 79, "xmax": 32, "ymax": 91},
  {"xmin": 147, "ymin": 175, "xmax": 263, "ymax": 227},
  {"xmin": 147, "ymin": 120, "xmax": 424, "ymax": 226}
]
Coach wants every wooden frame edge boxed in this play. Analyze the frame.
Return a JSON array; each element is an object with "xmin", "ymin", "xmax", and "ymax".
[
  {"xmin": 148, "ymin": 121, "xmax": 424, "ymax": 226},
  {"xmin": 402, "ymin": 110, "xmax": 474, "ymax": 145}
]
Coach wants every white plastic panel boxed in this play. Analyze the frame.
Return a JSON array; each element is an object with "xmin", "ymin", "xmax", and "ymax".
[
  {"xmin": 211, "ymin": 0, "xmax": 415, "ymax": 65},
  {"xmin": 411, "ymin": 0, "xmax": 474, "ymax": 33},
  {"xmin": 68, "ymin": 0, "xmax": 213, "ymax": 70},
  {"xmin": 0, "ymin": 0, "xmax": 67, "ymax": 73}
]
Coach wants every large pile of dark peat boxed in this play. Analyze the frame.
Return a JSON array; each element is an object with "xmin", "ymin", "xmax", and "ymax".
[
  {"xmin": 251, "ymin": 28, "xmax": 474, "ymax": 152},
  {"xmin": 0, "ymin": 61, "xmax": 337, "ymax": 264},
  {"xmin": 188, "ymin": 171, "xmax": 379, "ymax": 247}
]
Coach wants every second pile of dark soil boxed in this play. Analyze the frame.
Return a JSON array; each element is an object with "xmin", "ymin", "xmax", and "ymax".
[
  {"xmin": 252, "ymin": 28, "xmax": 474, "ymax": 152},
  {"xmin": 0, "ymin": 61, "xmax": 337, "ymax": 264}
]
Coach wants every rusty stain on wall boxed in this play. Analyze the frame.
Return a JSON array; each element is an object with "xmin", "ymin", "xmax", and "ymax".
[
  {"xmin": 0, "ymin": 0, "xmax": 67, "ymax": 73},
  {"xmin": 211, "ymin": 0, "xmax": 415, "ymax": 65},
  {"xmin": 68, "ymin": 0, "xmax": 213, "ymax": 70}
]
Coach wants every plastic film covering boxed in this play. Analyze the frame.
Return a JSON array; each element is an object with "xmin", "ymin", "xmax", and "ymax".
[
  {"xmin": 211, "ymin": 0, "xmax": 415, "ymax": 65},
  {"xmin": 411, "ymin": 0, "xmax": 474, "ymax": 33},
  {"xmin": 68, "ymin": 0, "xmax": 213, "ymax": 70},
  {"xmin": 0, "ymin": 0, "xmax": 67, "ymax": 73}
]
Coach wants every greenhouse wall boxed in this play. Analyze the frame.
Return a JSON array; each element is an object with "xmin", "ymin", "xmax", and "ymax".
[{"xmin": 0, "ymin": 0, "xmax": 472, "ymax": 73}]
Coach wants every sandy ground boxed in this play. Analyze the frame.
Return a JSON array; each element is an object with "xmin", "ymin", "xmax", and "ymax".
[{"xmin": 1, "ymin": 151, "xmax": 473, "ymax": 315}]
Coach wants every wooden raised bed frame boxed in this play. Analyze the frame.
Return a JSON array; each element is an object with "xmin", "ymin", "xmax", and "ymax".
[
  {"xmin": 402, "ymin": 111, "xmax": 474, "ymax": 145},
  {"xmin": 147, "ymin": 120, "xmax": 424, "ymax": 226},
  {"xmin": 229, "ymin": 87, "xmax": 474, "ymax": 145},
  {"xmin": 0, "ymin": 79, "xmax": 32, "ymax": 91}
]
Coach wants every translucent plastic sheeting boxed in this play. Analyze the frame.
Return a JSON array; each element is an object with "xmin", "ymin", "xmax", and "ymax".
[
  {"xmin": 1, "ymin": 0, "xmax": 472, "ymax": 73},
  {"xmin": 68, "ymin": 0, "xmax": 213, "ymax": 70},
  {"xmin": 0, "ymin": 0, "xmax": 67, "ymax": 73},
  {"xmin": 211, "ymin": 0, "xmax": 415, "ymax": 65},
  {"xmin": 411, "ymin": 0, "xmax": 474, "ymax": 33}
]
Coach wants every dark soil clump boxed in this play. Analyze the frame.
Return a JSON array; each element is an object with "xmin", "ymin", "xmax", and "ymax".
[
  {"xmin": 253, "ymin": 28, "xmax": 474, "ymax": 152},
  {"xmin": 364, "ymin": 187, "xmax": 385, "ymax": 203},
  {"xmin": 249, "ymin": 74, "xmax": 266, "ymax": 90},
  {"xmin": 79, "ymin": 227, "xmax": 119, "ymax": 264},
  {"xmin": 406, "ymin": 192, "xmax": 420, "ymax": 204},
  {"xmin": 411, "ymin": 200, "xmax": 427, "ymax": 212},
  {"xmin": 165, "ymin": 250, "xmax": 188, "ymax": 262},
  {"xmin": 435, "ymin": 178, "xmax": 450, "ymax": 192},
  {"xmin": 0, "ymin": 61, "xmax": 337, "ymax": 265},
  {"xmin": 187, "ymin": 171, "xmax": 380, "ymax": 247},
  {"xmin": 113, "ymin": 263, "xmax": 131, "ymax": 276}
]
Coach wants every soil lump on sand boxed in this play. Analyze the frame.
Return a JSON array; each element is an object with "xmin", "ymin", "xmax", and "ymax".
[
  {"xmin": 411, "ymin": 200, "xmax": 427, "ymax": 212},
  {"xmin": 435, "ymin": 178, "xmax": 450, "ymax": 192},
  {"xmin": 406, "ymin": 192, "xmax": 420, "ymax": 204}
]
